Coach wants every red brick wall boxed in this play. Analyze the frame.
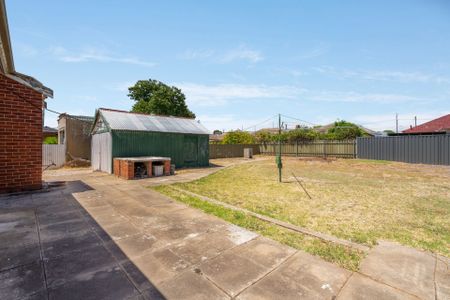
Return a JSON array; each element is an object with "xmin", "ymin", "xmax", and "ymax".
[
  {"xmin": 0, "ymin": 73, "xmax": 44, "ymax": 193},
  {"xmin": 114, "ymin": 159, "xmax": 135, "ymax": 180}
]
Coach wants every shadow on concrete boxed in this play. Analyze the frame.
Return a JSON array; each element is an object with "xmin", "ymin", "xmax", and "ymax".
[{"xmin": 0, "ymin": 180, "xmax": 165, "ymax": 300}]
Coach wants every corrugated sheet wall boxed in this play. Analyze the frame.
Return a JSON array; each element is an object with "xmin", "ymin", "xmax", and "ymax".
[
  {"xmin": 111, "ymin": 131, "xmax": 209, "ymax": 168},
  {"xmin": 43, "ymin": 144, "xmax": 65, "ymax": 169},
  {"xmin": 357, "ymin": 135, "xmax": 450, "ymax": 165},
  {"xmin": 91, "ymin": 132, "xmax": 112, "ymax": 173}
]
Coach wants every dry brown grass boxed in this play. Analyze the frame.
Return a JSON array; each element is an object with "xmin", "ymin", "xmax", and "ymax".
[{"xmin": 173, "ymin": 157, "xmax": 450, "ymax": 257}]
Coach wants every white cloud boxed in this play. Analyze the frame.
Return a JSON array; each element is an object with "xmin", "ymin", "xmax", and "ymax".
[
  {"xmin": 221, "ymin": 45, "xmax": 264, "ymax": 63},
  {"xmin": 176, "ymin": 83, "xmax": 304, "ymax": 106},
  {"xmin": 16, "ymin": 43, "xmax": 39, "ymax": 57},
  {"xmin": 178, "ymin": 45, "xmax": 263, "ymax": 64},
  {"xmin": 50, "ymin": 46, "xmax": 155, "ymax": 67},
  {"xmin": 305, "ymin": 90, "xmax": 425, "ymax": 104},
  {"xmin": 175, "ymin": 82, "xmax": 429, "ymax": 107},
  {"xmin": 197, "ymin": 114, "xmax": 277, "ymax": 132},
  {"xmin": 113, "ymin": 81, "xmax": 136, "ymax": 92},
  {"xmin": 351, "ymin": 111, "xmax": 450, "ymax": 131},
  {"xmin": 179, "ymin": 49, "xmax": 215, "ymax": 60},
  {"xmin": 296, "ymin": 43, "xmax": 329, "ymax": 60},
  {"xmin": 314, "ymin": 66, "xmax": 450, "ymax": 84}
]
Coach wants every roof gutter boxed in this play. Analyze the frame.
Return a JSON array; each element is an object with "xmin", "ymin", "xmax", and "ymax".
[{"xmin": 0, "ymin": 0, "xmax": 14, "ymax": 74}]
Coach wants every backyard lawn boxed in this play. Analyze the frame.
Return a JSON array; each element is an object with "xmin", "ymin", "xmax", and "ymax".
[{"xmin": 154, "ymin": 157, "xmax": 450, "ymax": 270}]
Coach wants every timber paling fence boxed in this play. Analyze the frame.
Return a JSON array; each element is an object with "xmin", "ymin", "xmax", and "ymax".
[
  {"xmin": 209, "ymin": 140, "xmax": 356, "ymax": 159},
  {"xmin": 209, "ymin": 144, "xmax": 261, "ymax": 159},
  {"xmin": 357, "ymin": 135, "xmax": 450, "ymax": 166}
]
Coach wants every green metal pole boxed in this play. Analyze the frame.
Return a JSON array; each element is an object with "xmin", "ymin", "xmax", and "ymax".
[{"xmin": 278, "ymin": 114, "xmax": 282, "ymax": 182}]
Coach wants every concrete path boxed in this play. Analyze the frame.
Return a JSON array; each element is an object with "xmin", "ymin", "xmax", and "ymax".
[{"xmin": 1, "ymin": 169, "xmax": 449, "ymax": 299}]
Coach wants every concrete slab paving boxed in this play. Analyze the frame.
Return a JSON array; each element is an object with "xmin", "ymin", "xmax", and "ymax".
[
  {"xmin": 199, "ymin": 237, "xmax": 294, "ymax": 297},
  {"xmin": 1, "ymin": 168, "xmax": 447, "ymax": 300},
  {"xmin": 237, "ymin": 250, "xmax": 351, "ymax": 299},
  {"xmin": 337, "ymin": 273, "xmax": 417, "ymax": 300},
  {"xmin": 0, "ymin": 261, "xmax": 46, "ymax": 300},
  {"xmin": 39, "ymin": 219, "xmax": 91, "ymax": 243},
  {"xmin": 102, "ymin": 221, "xmax": 142, "ymax": 241},
  {"xmin": 131, "ymin": 247, "xmax": 191, "ymax": 285},
  {"xmin": 359, "ymin": 241, "xmax": 436, "ymax": 300},
  {"xmin": 37, "ymin": 209, "xmax": 84, "ymax": 227},
  {"xmin": 47, "ymin": 264, "xmax": 140, "ymax": 300},
  {"xmin": 44, "ymin": 243, "xmax": 119, "ymax": 288},
  {"xmin": 113, "ymin": 233, "xmax": 158, "ymax": 259},
  {"xmin": 0, "ymin": 242, "xmax": 41, "ymax": 272},
  {"xmin": 168, "ymin": 230, "xmax": 244, "ymax": 265},
  {"xmin": 0, "ymin": 225, "xmax": 39, "ymax": 249},
  {"xmin": 436, "ymin": 256, "xmax": 450, "ymax": 300},
  {"xmin": 158, "ymin": 268, "xmax": 229, "ymax": 300},
  {"xmin": 42, "ymin": 230, "xmax": 103, "ymax": 259}
]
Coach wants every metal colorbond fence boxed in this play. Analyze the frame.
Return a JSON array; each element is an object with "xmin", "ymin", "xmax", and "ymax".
[
  {"xmin": 43, "ymin": 144, "xmax": 66, "ymax": 169},
  {"xmin": 209, "ymin": 140, "xmax": 356, "ymax": 159},
  {"xmin": 357, "ymin": 135, "xmax": 450, "ymax": 165}
]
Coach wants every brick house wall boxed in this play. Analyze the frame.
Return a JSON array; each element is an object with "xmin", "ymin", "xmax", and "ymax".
[{"xmin": 0, "ymin": 73, "xmax": 44, "ymax": 193}]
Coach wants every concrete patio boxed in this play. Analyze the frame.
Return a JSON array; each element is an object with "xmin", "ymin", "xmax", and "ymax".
[{"xmin": 0, "ymin": 170, "xmax": 448, "ymax": 299}]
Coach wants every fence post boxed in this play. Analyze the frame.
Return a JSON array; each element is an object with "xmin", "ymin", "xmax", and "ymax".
[
  {"xmin": 353, "ymin": 139, "xmax": 357, "ymax": 158},
  {"xmin": 296, "ymin": 140, "xmax": 298, "ymax": 157},
  {"xmin": 323, "ymin": 140, "xmax": 327, "ymax": 158}
]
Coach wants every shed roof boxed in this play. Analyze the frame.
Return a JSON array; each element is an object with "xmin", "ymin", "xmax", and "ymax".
[
  {"xmin": 97, "ymin": 108, "xmax": 210, "ymax": 135},
  {"xmin": 402, "ymin": 114, "xmax": 450, "ymax": 134}
]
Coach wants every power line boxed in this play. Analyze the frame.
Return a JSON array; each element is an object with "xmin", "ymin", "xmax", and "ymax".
[
  {"xmin": 280, "ymin": 114, "xmax": 319, "ymax": 126},
  {"xmin": 242, "ymin": 114, "xmax": 278, "ymax": 131}
]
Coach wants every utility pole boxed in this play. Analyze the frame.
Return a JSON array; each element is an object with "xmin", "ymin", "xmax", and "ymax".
[
  {"xmin": 276, "ymin": 114, "xmax": 283, "ymax": 182},
  {"xmin": 395, "ymin": 113, "xmax": 399, "ymax": 133},
  {"xmin": 414, "ymin": 116, "xmax": 417, "ymax": 127}
]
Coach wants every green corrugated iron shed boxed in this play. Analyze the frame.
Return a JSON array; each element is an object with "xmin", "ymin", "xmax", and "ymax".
[{"xmin": 91, "ymin": 108, "xmax": 210, "ymax": 173}]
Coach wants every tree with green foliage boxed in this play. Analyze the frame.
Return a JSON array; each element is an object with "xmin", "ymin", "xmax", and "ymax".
[
  {"xmin": 287, "ymin": 128, "xmax": 319, "ymax": 142},
  {"xmin": 326, "ymin": 120, "xmax": 365, "ymax": 140},
  {"xmin": 128, "ymin": 79, "xmax": 195, "ymax": 118},
  {"xmin": 222, "ymin": 131, "xmax": 255, "ymax": 144},
  {"xmin": 43, "ymin": 136, "xmax": 58, "ymax": 144},
  {"xmin": 254, "ymin": 130, "xmax": 273, "ymax": 144},
  {"xmin": 271, "ymin": 132, "xmax": 289, "ymax": 143}
]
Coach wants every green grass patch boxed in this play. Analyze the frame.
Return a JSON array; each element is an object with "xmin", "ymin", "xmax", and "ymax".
[
  {"xmin": 168, "ymin": 158, "xmax": 450, "ymax": 257},
  {"xmin": 153, "ymin": 185, "xmax": 364, "ymax": 271}
]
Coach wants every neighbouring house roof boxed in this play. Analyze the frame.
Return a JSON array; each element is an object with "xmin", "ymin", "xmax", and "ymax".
[
  {"xmin": 209, "ymin": 134, "xmax": 225, "ymax": 142},
  {"xmin": 94, "ymin": 108, "xmax": 210, "ymax": 135},
  {"xmin": 43, "ymin": 126, "xmax": 57, "ymax": 133},
  {"xmin": 402, "ymin": 114, "xmax": 450, "ymax": 134},
  {"xmin": 0, "ymin": 0, "xmax": 53, "ymax": 98},
  {"xmin": 58, "ymin": 113, "xmax": 95, "ymax": 123},
  {"xmin": 256, "ymin": 128, "xmax": 289, "ymax": 134}
]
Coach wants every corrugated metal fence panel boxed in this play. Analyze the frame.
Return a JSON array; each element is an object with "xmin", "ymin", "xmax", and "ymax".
[
  {"xmin": 42, "ymin": 144, "xmax": 65, "ymax": 169},
  {"xmin": 357, "ymin": 135, "xmax": 450, "ymax": 165}
]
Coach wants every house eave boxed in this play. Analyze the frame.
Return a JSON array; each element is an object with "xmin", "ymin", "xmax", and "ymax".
[{"xmin": 1, "ymin": 0, "xmax": 53, "ymax": 98}]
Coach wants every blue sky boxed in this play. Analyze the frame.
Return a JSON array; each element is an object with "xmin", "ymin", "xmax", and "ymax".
[{"xmin": 6, "ymin": 0, "xmax": 450, "ymax": 132}]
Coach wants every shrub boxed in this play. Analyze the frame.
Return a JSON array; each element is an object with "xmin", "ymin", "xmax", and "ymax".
[
  {"xmin": 43, "ymin": 136, "xmax": 58, "ymax": 144},
  {"xmin": 222, "ymin": 131, "xmax": 255, "ymax": 144}
]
